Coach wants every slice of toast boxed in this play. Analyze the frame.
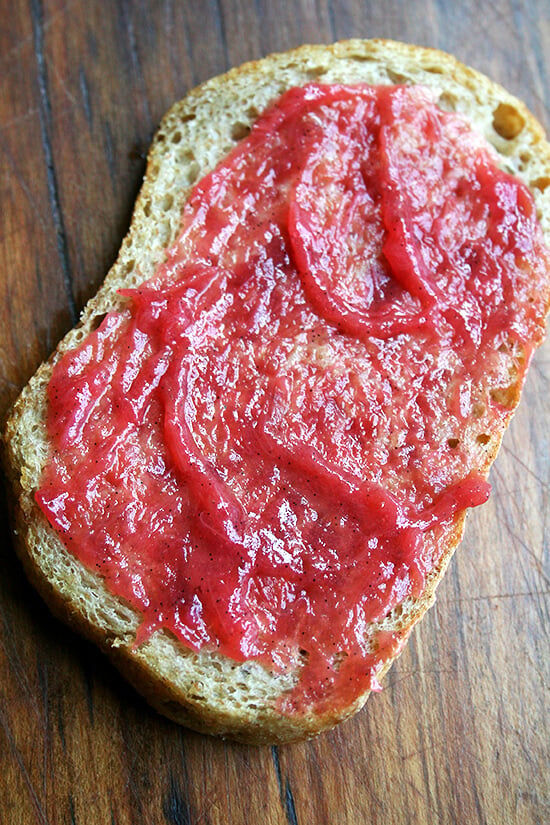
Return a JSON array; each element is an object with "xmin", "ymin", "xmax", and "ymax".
[{"xmin": 4, "ymin": 39, "xmax": 550, "ymax": 744}]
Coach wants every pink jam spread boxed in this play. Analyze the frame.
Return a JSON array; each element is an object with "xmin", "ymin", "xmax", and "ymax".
[{"xmin": 37, "ymin": 84, "xmax": 550, "ymax": 713}]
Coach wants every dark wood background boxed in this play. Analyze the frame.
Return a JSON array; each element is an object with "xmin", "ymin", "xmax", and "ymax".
[{"xmin": 1, "ymin": 2, "xmax": 549, "ymax": 823}]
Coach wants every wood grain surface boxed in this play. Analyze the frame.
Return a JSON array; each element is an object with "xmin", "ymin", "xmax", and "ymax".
[{"xmin": 1, "ymin": 2, "xmax": 549, "ymax": 823}]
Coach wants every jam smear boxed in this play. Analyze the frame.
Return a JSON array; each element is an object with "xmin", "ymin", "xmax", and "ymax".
[{"xmin": 37, "ymin": 84, "xmax": 550, "ymax": 712}]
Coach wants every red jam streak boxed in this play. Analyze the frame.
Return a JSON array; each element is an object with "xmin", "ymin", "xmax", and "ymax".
[{"xmin": 37, "ymin": 84, "xmax": 550, "ymax": 713}]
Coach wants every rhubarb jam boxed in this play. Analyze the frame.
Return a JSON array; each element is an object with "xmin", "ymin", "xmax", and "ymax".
[{"xmin": 37, "ymin": 84, "xmax": 550, "ymax": 712}]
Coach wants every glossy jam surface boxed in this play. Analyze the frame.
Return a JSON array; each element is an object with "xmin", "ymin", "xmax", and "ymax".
[{"xmin": 37, "ymin": 84, "xmax": 549, "ymax": 711}]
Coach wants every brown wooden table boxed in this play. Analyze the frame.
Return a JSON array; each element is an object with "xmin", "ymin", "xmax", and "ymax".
[{"xmin": 1, "ymin": 2, "xmax": 549, "ymax": 823}]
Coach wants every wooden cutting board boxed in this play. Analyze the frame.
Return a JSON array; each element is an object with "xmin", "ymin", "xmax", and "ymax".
[{"xmin": 1, "ymin": 2, "xmax": 548, "ymax": 823}]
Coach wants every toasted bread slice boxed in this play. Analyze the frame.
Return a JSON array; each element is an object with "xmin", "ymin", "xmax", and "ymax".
[{"xmin": 4, "ymin": 40, "xmax": 550, "ymax": 744}]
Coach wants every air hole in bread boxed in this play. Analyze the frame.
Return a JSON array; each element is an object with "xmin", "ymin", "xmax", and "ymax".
[
  {"xmin": 425, "ymin": 65, "xmax": 444, "ymax": 75},
  {"xmin": 349, "ymin": 53, "xmax": 375, "ymax": 63},
  {"xmin": 231, "ymin": 121, "xmax": 251, "ymax": 141},
  {"xmin": 305, "ymin": 65, "xmax": 326, "ymax": 79},
  {"xmin": 161, "ymin": 193, "xmax": 174, "ymax": 212},
  {"xmin": 143, "ymin": 199, "xmax": 151, "ymax": 218},
  {"xmin": 447, "ymin": 437, "xmax": 459, "ymax": 448},
  {"xmin": 490, "ymin": 385, "xmax": 516, "ymax": 407},
  {"xmin": 492, "ymin": 102, "xmax": 525, "ymax": 140},
  {"xmin": 178, "ymin": 148, "xmax": 200, "ymax": 182},
  {"xmin": 186, "ymin": 161, "xmax": 200, "ymax": 186},
  {"xmin": 477, "ymin": 433, "xmax": 491, "ymax": 445},
  {"xmin": 386, "ymin": 68, "xmax": 409, "ymax": 84},
  {"xmin": 471, "ymin": 402, "xmax": 486, "ymax": 419},
  {"xmin": 437, "ymin": 91, "xmax": 458, "ymax": 112},
  {"xmin": 89, "ymin": 312, "xmax": 108, "ymax": 332},
  {"xmin": 246, "ymin": 105, "xmax": 260, "ymax": 120},
  {"xmin": 531, "ymin": 176, "xmax": 550, "ymax": 193},
  {"xmin": 171, "ymin": 130, "xmax": 182, "ymax": 145},
  {"xmin": 180, "ymin": 112, "xmax": 196, "ymax": 124}
]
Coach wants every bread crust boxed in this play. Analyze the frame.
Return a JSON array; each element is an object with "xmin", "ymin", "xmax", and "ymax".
[{"xmin": 4, "ymin": 39, "xmax": 550, "ymax": 744}]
